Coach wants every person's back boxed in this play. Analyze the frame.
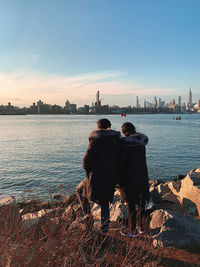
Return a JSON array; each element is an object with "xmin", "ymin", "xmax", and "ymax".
[
  {"xmin": 83, "ymin": 127, "xmax": 120, "ymax": 203},
  {"xmin": 120, "ymin": 134, "xmax": 149, "ymax": 203},
  {"xmin": 77, "ymin": 118, "xmax": 120, "ymax": 233},
  {"xmin": 119, "ymin": 122, "xmax": 149, "ymax": 237}
]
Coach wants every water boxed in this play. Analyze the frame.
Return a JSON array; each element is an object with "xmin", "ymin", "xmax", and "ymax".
[{"xmin": 0, "ymin": 114, "xmax": 199, "ymax": 200}]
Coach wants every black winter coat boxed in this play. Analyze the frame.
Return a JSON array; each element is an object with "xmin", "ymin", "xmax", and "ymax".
[
  {"xmin": 119, "ymin": 133, "xmax": 150, "ymax": 204},
  {"xmin": 82, "ymin": 129, "xmax": 120, "ymax": 204}
]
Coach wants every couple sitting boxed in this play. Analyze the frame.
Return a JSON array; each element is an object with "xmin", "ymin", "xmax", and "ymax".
[{"xmin": 76, "ymin": 118, "xmax": 149, "ymax": 237}]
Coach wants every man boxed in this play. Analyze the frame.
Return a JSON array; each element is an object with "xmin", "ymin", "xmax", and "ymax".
[{"xmin": 76, "ymin": 118, "xmax": 120, "ymax": 233}]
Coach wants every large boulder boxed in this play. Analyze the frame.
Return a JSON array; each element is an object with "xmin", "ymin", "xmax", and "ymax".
[
  {"xmin": 178, "ymin": 169, "xmax": 200, "ymax": 216},
  {"xmin": 150, "ymin": 209, "xmax": 200, "ymax": 250}
]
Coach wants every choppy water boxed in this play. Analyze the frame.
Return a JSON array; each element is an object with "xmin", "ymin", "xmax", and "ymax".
[{"xmin": 0, "ymin": 114, "xmax": 199, "ymax": 200}]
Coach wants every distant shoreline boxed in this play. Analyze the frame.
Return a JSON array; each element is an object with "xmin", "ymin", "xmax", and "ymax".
[{"xmin": 1, "ymin": 112, "xmax": 198, "ymax": 116}]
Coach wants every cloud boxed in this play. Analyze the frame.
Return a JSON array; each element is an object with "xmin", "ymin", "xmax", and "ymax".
[{"xmin": 0, "ymin": 70, "xmax": 179, "ymax": 107}]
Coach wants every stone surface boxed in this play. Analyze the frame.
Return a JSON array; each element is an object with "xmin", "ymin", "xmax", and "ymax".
[
  {"xmin": 60, "ymin": 193, "xmax": 78, "ymax": 206},
  {"xmin": 21, "ymin": 209, "xmax": 53, "ymax": 229},
  {"xmin": 161, "ymin": 192, "xmax": 179, "ymax": 204},
  {"xmin": 181, "ymin": 198, "xmax": 198, "ymax": 216},
  {"xmin": 167, "ymin": 180, "xmax": 181, "ymax": 196},
  {"xmin": 178, "ymin": 170, "xmax": 200, "ymax": 216},
  {"xmin": 91, "ymin": 200, "xmax": 127, "ymax": 222},
  {"xmin": 150, "ymin": 188, "xmax": 162, "ymax": 204},
  {"xmin": 157, "ymin": 183, "xmax": 171, "ymax": 196},
  {"xmin": 150, "ymin": 209, "xmax": 200, "ymax": 249},
  {"xmin": 0, "ymin": 195, "xmax": 16, "ymax": 207},
  {"xmin": 114, "ymin": 189, "xmax": 121, "ymax": 199}
]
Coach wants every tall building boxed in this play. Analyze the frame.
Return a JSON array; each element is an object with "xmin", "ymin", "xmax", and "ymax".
[
  {"xmin": 187, "ymin": 88, "xmax": 192, "ymax": 107},
  {"xmin": 153, "ymin": 96, "xmax": 157, "ymax": 107},
  {"xmin": 37, "ymin": 100, "xmax": 43, "ymax": 113},
  {"xmin": 144, "ymin": 99, "xmax": 146, "ymax": 109},
  {"xmin": 136, "ymin": 96, "xmax": 139, "ymax": 108},
  {"xmin": 178, "ymin": 96, "xmax": 181, "ymax": 106},
  {"xmin": 65, "ymin": 100, "xmax": 77, "ymax": 113},
  {"xmin": 158, "ymin": 98, "xmax": 162, "ymax": 107},
  {"xmin": 95, "ymin": 90, "xmax": 101, "ymax": 106}
]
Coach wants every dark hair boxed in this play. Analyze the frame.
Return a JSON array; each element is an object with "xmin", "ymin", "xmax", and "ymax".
[
  {"xmin": 121, "ymin": 122, "xmax": 136, "ymax": 136},
  {"xmin": 97, "ymin": 118, "xmax": 111, "ymax": 129}
]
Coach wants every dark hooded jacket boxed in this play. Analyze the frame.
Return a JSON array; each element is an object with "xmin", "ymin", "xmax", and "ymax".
[
  {"xmin": 82, "ymin": 129, "xmax": 120, "ymax": 204},
  {"xmin": 119, "ymin": 133, "xmax": 149, "ymax": 204}
]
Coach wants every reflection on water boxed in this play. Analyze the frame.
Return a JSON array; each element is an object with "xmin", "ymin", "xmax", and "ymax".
[{"xmin": 0, "ymin": 114, "xmax": 199, "ymax": 200}]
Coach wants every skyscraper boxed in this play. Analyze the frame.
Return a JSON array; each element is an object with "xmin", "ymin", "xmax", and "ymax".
[
  {"xmin": 95, "ymin": 90, "xmax": 101, "ymax": 106},
  {"xmin": 178, "ymin": 96, "xmax": 181, "ymax": 106},
  {"xmin": 136, "ymin": 96, "xmax": 139, "ymax": 108},
  {"xmin": 153, "ymin": 96, "xmax": 157, "ymax": 107},
  {"xmin": 158, "ymin": 98, "xmax": 162, "ymax": 107},
  {"xmin": 187, "ymin": 88, "xmax": 192, "ymax": 107}
]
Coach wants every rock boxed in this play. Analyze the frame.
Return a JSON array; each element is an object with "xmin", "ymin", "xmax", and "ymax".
[
  {"xmin": 150, "ymin": 188, "xmax": 162, "ymax": 204},
  {"xmin": 110, "ymin": 201, "xmax": 127, "ymax": 221},
  {"xmin": 181, "ymin": 198, "xmax": 198, "ymax": 216},
  {"xmin": 0, "ymin": 195, "xmax": 20, "ymax": 230},
  {"xmin": 60, "ymin": 194, "xmax": 78, "ymax": 207},
  {"xmin": 114, "ymin": 189, "xmax": 121, "ymax": 199},
  {"xmin": 150, "ymin": 209, "xmax": 173, "ymax": 230},
  {"xmin": 167, "ymin": 180, "xmax": 181, "ymax": 196},
  {"xmin": 150, "ymin": 209, "xmax": 200, "ymax": 249},
  {"xmin": 178, "ymin": 169, "xmax": 200, "ymax": 216},
  {"xmin": 161, "ymin": 192, "xmax": 179, "ymax": 204},
  {"xmin": 0, "ymin": 195, "xmax": 16, "ymax": 207},
  {"xmin": 21, "ymin": 209, "xmax": 53, "ymax": 229},
  {"xmin": 91, "ymin": 200, "xmax": 127, "ymax": 222},
  {"xmin": 157, "ymin": 183, "xmax": 171, "ymax": 196},
  {"xmin": 177, "ymin": 174, "xmax": 186, "ymax": 180},
  {"xmin": 149, "ymin": 179, "xmax": 164, "ymax": 187}
]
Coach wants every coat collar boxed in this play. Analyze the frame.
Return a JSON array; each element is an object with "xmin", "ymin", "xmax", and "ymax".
[{"xmin": 89, "ymin": 129, "xmax": 121, "ymax": 141}]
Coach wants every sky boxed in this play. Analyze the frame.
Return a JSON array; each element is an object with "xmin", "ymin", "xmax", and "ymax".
[{"xmin": 0, "ymin": 0, "xmax": 200, "ymax": 107}]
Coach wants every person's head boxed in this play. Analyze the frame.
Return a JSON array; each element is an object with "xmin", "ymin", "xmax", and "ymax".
[
  {"xmin": 97, "ymin": 118, "xmax": 111, "ymax": 129},
  {"xmin": 121, "ymin": 122, "xmax": 136, "ymax": 136}
]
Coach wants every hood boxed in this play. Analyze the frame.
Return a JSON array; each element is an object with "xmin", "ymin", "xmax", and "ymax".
[
  {"xmin": 120, "ymin": 133, "xmax": 148, "ymax": 146},
  {"xmin": 89, "ymin": 129, "xmax": 121, "ymax": 143}
]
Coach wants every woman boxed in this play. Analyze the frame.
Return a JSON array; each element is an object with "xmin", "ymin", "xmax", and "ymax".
[{"xmin": 119, "ymin": 122, "xmax": 149, "ymax": 237}]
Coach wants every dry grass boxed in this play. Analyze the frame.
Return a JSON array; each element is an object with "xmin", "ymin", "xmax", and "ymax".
[
  {"xmin": 0, "ymin": 197, "xmax": 161, "ymax": 267},
  {"xmin": 1, "ymin": 197, "xmax": 200, "ymax": 267}
]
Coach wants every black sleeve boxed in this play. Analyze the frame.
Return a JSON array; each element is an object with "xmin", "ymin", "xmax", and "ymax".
[{"xmin": 82, "ymin": 143, "xmax": 96, "ymax": 177}]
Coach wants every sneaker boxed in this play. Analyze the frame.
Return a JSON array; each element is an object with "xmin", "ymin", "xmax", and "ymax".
[{"xmin": 120, "ymin": 231, "xmax": 138, "ymax": 238}]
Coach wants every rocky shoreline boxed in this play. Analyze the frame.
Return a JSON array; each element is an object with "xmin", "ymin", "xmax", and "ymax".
[{"xmin": 1, "ymin": 168, "xmax": 200, "ymax": 266}]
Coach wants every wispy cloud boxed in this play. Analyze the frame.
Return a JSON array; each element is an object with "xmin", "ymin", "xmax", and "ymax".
[{"xmin": 0, "ymin": 70, "xmax": 179, "ymax": 106}]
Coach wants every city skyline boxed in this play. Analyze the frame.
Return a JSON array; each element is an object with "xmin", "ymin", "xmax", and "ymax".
[
  {"xmin": 0, "ymin": 1, "xmax": 200, "ymax": 107},
  {"xmin": 1, "ymin": 88, "xmax": 198, "ymax": 110}
]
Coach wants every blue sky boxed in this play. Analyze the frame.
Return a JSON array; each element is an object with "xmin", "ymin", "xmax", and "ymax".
[{"xmin": 0, "ymin": 0, "xmax": 199, "ymax": 107}]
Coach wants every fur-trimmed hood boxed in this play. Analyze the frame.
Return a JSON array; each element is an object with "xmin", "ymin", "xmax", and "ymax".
[
  {"xmin": 120, "ymin": 133, "xmax": 148, "ymax": 147},
  {"xmin": 89, "ymin": 129, "xmax": 121, "ymax": 143}
]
